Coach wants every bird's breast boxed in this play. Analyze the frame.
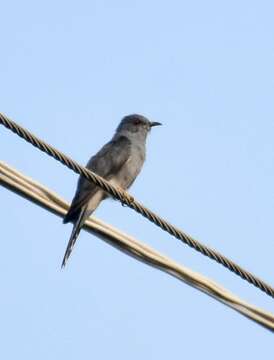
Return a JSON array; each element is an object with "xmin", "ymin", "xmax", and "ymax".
[{"xmin": 111, "ymin": 145, "xmax": 145, "ymax": 190}]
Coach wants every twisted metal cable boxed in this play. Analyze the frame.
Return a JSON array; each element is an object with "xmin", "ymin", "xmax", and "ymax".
[{"xmin": 1, "ymin": 112, "xmax": 273, "ymax": 299}]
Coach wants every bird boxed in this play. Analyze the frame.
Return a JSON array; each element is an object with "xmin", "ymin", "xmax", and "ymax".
[{"xmin": 62, "ymin": 114, "xmax": 162, "ymax": 267}]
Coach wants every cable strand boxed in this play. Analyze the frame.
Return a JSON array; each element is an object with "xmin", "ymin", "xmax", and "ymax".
[{"xmin": 1, "ymin": 112, "xmax": 273, "ymax": 298}]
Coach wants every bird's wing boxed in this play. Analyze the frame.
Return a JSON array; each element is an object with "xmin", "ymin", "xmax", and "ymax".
[{"xmin": 63, "ymin": 135, "xmax": 131, "ymax": 223}]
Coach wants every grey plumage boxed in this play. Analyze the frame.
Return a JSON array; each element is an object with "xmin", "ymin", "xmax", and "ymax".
[{"xmin": 62, "ymin": 114, "xmax": 161, "ymax": 267}]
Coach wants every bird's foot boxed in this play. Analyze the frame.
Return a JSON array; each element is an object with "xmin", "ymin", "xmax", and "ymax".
[{"xmin": 116, "ymin": 187, "xmax": 134, "ymax": 206}]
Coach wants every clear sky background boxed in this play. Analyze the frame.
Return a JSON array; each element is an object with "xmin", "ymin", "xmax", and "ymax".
[{"xmin": 1, "ymin": 0, "xmax": 274, "ymax": 358}]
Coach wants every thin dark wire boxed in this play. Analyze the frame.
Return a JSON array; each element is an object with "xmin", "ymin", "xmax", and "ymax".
[{"xmin": 1, "ymin": 112, "xmax": 273, "ymax": 299}]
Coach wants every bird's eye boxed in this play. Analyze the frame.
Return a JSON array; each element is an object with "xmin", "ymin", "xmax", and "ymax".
[{"xmin": 134, "ymin": 119, "xmax": 141, "ymax": 125}]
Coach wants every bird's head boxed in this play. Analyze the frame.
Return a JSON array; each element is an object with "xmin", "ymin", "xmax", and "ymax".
[{"xmin": 116, "ymin": 114, "xmax": 162, "ymax": 138}]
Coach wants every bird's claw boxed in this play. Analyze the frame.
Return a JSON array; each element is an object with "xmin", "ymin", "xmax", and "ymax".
[
  {"xmin": 122, "ymin": 193, "xmax": 134, "ymax": 206},
  {"xmin": 117, "ymin": 187, "xmax": 134, "ymax": 206}
]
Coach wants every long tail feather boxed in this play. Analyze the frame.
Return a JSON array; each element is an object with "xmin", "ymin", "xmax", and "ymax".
[{"xmin": 61, "ymin": 207, "xmax": 87, "ymax": 268}]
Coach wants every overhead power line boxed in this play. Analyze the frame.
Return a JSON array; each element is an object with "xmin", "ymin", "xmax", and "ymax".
[
  {"xmin": 1, "ymin": 161, "xmax": 274, "ymax": 331},
  {"xmin": 0, "ymin": 112, "xmax": 273, "ymax": 299}
]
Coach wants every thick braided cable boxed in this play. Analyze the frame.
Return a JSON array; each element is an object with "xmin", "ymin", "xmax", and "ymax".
[{"xmin": 1, "ymin": 112, "xmax": 273, "ymax": 298}]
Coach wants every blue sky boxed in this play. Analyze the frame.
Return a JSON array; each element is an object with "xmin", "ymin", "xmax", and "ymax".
[{"xmin": 1, "ymin": 0, "xmax": 274, "ymax": 358}]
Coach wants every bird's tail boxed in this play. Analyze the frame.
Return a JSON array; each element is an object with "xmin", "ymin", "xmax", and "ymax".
[{"xmin": 61, "ymin": 206, "xmax": 88, "ymax": 268}]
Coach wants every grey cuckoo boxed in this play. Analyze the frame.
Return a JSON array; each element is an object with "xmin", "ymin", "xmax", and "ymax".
[{"xmin": 62, "ymin": 114, "xmax": 161, "ymax": 267}]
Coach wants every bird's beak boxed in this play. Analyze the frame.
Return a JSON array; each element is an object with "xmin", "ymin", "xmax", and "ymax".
[{"xmin": 150, "ymin": 121, "xmax": 162, "ymax": 127}]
